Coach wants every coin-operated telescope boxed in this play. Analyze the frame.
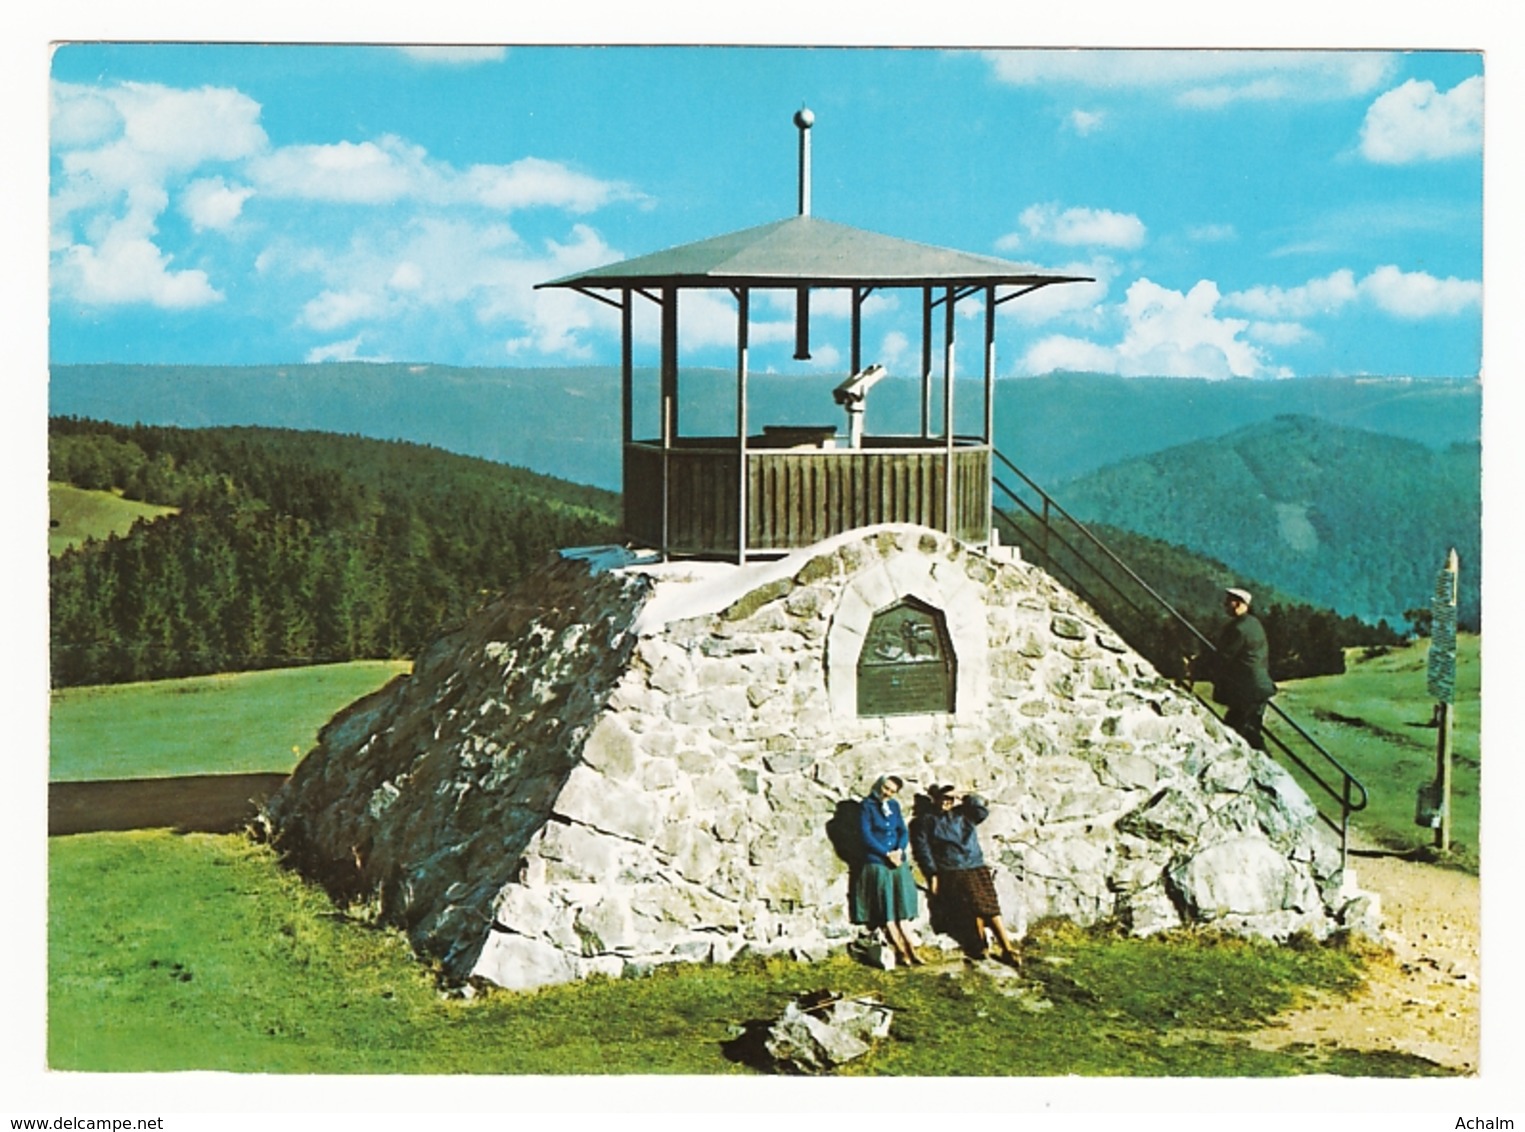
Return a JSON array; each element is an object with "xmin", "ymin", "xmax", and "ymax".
[{"xmin": 833, "ymin": 364, "xmax": 887, "ymax": 448}]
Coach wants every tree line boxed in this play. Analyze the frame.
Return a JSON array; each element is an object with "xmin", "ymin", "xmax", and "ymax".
[
  {"xmin": 52, "ymin": 415, "xmax": 1403, "ymax": 689},
  {"xmin": 49, "ymin": 418, "xmax": 619, "ymax": 687},
  {"xmin": 995, "ymin": 512, "xmax": 1403, "ymax": 684}
]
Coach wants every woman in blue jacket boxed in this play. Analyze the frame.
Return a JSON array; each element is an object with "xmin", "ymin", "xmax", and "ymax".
[{"xmin": 852, "ymin": 774, "xmax": 924, "ymax": 967}]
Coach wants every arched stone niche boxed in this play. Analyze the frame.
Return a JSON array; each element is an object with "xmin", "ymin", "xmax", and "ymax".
[
  {"xmin": 856, "ymin": 597, "xmax": 955, "ymax": 715},
  {"xmin": 825, "ymin": 543, "xmax": 989, "ymax": 722}
]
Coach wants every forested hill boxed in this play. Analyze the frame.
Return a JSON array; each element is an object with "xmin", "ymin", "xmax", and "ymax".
[
  {"xmin": 49, "ymin": 416, "xmax": 1409, "ymax": 691},
  {"xmin": 1052, "ymin": 415, "xmax": 1481, "ymax": 630},
  {"xmin": 48, "ymin": 419, "xmax": 619, "ymax": 687}
]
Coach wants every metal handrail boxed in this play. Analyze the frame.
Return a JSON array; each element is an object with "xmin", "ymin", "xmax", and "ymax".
[{"xmin": 989, "ymin": 449, "xmax": 1366, "ymax": 867}]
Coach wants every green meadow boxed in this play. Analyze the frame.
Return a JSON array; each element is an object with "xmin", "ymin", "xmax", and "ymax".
[
  {"xmin": 48, "ymin": 480, "xmax": 176, "ymax": 556},
  {"xmin": 49, "ymin": 661, "xmax": 410, "ymax": 781},
  {"xmin": 50, "ymin": 829, "xmax": 1433, "ymax": 1077},
  {"xmin": 44, "ymin": 638, "xmax": 1479, "ymax": 1075},
  {"xmin": 1272, "ymin": 635, "xmax": 1480, "ymax": 868}
]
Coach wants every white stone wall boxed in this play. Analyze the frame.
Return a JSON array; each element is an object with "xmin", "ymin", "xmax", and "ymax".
[{"xmin": 269, "ymin": 526, "xmax": 1371, "ymax": 993}]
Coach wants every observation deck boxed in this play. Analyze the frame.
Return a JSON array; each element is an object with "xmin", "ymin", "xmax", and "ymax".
[{"xmin": 624, "ymin": 433, "xmax": 992, "ymax": 556}]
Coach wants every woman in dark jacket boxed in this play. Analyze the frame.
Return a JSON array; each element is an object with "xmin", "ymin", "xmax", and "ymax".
[
  {"xmin": 852, "ymin": 774, "xmax": 924, "ymax": 967},
  {"xmin": 911, "ymin": 784, "xmax": 1020, "ymax": 966}
]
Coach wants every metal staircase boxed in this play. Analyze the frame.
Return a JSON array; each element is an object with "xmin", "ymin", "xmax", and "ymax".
[{"xmin": 989, "ymin": 447, "xmax": 1367, "ymax": 868}]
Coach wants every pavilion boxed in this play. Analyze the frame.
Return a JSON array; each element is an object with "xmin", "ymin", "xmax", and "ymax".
[{"xmin": 538, "ymin": 109, "xmax": 1092, "ymax": 561}]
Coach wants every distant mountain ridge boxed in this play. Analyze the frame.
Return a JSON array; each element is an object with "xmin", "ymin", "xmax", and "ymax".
[
  {"xmin": 1051, "ymin": 414, "xmax": 1481, "ymax": 629},
  {"xmin": 50, "ymin": 365, "xmax": 1482, "ymax": 631},
  {"xmin": 50, "ymin": 363, "xmax": 1481, "ymax": 493}
]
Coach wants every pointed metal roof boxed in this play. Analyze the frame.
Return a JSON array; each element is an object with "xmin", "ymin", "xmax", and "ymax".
[{"xmin": 538, "ymin": 214, "xmax": 1091, "ymax": 291}]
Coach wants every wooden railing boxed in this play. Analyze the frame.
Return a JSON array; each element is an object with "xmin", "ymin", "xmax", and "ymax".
[{"xmin": 623, "ymin": 436, "xmax": 991, "ymax": 556}]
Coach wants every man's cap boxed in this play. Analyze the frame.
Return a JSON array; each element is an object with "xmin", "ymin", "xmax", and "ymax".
[
  {"xmin": 929, "ymin": 784, "xmax": 957, "ymax": 800},
  {"xmin": 1225, "ymin": 587, "xmax": 1253, "ymax": 606}
]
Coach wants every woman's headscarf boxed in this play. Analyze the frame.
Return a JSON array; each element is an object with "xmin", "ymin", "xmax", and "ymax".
[{"xmin": 868, "ymin": 774, "xmax": 902, "ymax": 815}]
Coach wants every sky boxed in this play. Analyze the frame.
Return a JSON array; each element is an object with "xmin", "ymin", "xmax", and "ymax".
[{"xmin": 47, "ymin": 43, "xmax": 1487, "ymax": 380}]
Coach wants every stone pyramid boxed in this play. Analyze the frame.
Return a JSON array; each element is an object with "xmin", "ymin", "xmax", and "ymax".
[{"xmin": 264, "ymin": 524, "xmax": 1376, "ymax": 991}]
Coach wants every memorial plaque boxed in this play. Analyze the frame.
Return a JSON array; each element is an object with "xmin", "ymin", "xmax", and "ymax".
[{"xmin": 857, "ymin": 598, "xmax": 955, "ymax": 716}]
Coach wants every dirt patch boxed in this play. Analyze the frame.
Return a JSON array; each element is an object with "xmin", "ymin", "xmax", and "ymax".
[{"xmin": 1246, "ymin": 848, "xmax": 1480, "ymax": 1073}]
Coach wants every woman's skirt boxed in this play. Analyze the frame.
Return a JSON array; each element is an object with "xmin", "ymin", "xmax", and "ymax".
[
  {"xmin": 851, "ymin": 860, "xmax": 919, "ymax": 927},
  {"xmin": 938, "ymin": 865, "xmax": 1002, "ymax": 920}
]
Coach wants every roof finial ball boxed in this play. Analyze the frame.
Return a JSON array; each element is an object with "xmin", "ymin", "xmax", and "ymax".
[{"xmin": 794, "ymin": 106, "xmax": 814, "ymax": 217}]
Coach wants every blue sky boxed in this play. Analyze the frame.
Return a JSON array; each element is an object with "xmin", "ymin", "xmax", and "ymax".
[{"xmin": 48, "ymin": 44, "xmax": 1485, "ymax": 380}]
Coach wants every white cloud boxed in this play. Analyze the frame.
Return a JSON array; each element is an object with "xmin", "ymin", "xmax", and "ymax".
[
  {"xmin": 116, "ymin": 82, "xmax": 267, "ymax": 166},
  {"xmin": 1247, "ymin": 321, "xmax": 1312, "ymax": 346},
  {"xmin": 461, "ymin": 157, "xmax": 637, "ymax": 213},
  {"xmin": 1224, "ymin": 266, "xmax": 1479, "ymax": 320},
  {"xmin": 301, "ymin": 289, "xmax": 384, "ymax": 331},
  {"xmin": 389, "ymin": 262, "xmax": 424, "ymax": 292},
  {"xmin": 1187, "ymin": 223, "xmax": 1236, "ymax": 243},
  {"xmin": 274, "ymin": 217, "xmax": 631, "ymax": 361},
  {"xmin": 51, "ymin": 84, "xmax": 262, "ymax": 220},
  {"xmin": 55, "ymin": 82, "xmax": 267, "ymax": 206},
  {"xmin": 55, "ymin": 223, "xmax": 223, "ymax": 308},
  {"xmin": 278, "ymin": 217, "xmax": 520, "ymax": 327},
  {"xmin": 396, "ymin": 46, "xmax": 507, "ymax": 66},
  {"xmin": 878, "ymin": 330, "xmax": 912, "ymax": 370},
  {"xmin": 50, "ymin": 82, "xmax": 123, "ymax": 149},
  {"xmin": 250, "ymin": 136, "xmax": 434, "ymax": 204},
  {"xmin": 1029, "ymin": 260, "xmax": 1483, "ymax": 381},
  {"xmin": 1012, "ymin": 204, "xmax": 1146, "ymax": 250},
  {"xmin": 249, "ymin": 138, "xmax": 642, "ymax": 213},
  {"xmin": 625, "ymin": 289, "xmax": 797, "ymax": 356},
  {"xmin": 1022, "ymin": 335, "xmax": 1121, "ymax": 376},
  {"xmin": 305, "ymin": 336, "xmax": 383, "ymax": 363},
  {"xmin": 1224, "ymin": 270, "xmax": 1360, "ymax": 318},
  {"xmin": 51, "ymin": 80, "xmax": 267, "ymax": 308},
  {"xmin": 1001, "ymin": 257, "xmax": 1115, "ymax": 327},
  {"xmin": 1020, "ymin": 278, "xmax": 1281, "ymax": 379},
  {"xmin": 1360, "ymin": 76, "xmax": 1483, "ymax": 164},
  {"xmin": 984, "ymin": 50, "xmax": 1396, "ymax": 105},
  {"xmin": 1177, "ymin": 77, "xmax": 1302, "ymax": 110},
  {"xmin": 1067, "ymin": 109, "xmax": 1105, "ymax": 135},
  {"xmin": 51, "ymin": 76, "xmax": 645, "ymax": 326},
  {"xmin": 504, "ymin": 324, "xmax": 594, "ymax": 360},
  {"xmin": 1359, "ymin": 265, "xmax": 1481, "ymax": 318},
  {"xmin": 799, "ymin": 344, "xmax": 843, "ymax": 371},
  {"xmin": 479, "ymin": 223, "xmax": 623, "ymax": 346},
  {"xmin": 180, "ymin": 177, "xmax": 254, "ymax": 231}
]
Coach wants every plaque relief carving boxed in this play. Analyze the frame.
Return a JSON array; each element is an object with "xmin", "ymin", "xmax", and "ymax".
[{"xmin": 856, "ymin": 597, "xmax": 955, "ymax": 716}]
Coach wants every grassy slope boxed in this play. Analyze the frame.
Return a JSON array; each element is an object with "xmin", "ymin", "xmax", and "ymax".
[
  {"xmin": 1271, "ymin": 635, "xmax": 1480, "ymax": 865},
  {"xmin": 44, "ymin": 643, "xmax": 1480, "ymax": 1074},
  {"xmin": 48, "ymin": 481, "xmax": 176, "ymax": 555},
  {"xmin": 50, "ymin": 830, "xmax": 1437, "ymax": 1077},
  {"xmin": 49, "ymin": 660, "xmax": 410, "ymax": 781}
]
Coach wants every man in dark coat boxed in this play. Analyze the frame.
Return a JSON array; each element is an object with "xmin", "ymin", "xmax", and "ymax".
[{"xmin": 1211, "ymin": 586, "xmax": 1277, "ymax": 750}]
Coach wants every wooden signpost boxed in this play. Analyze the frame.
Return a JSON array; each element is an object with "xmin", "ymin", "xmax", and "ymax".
[{"xmin": 1424, "ymin": 548, "xmax": 1460, "ymax": 852}]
